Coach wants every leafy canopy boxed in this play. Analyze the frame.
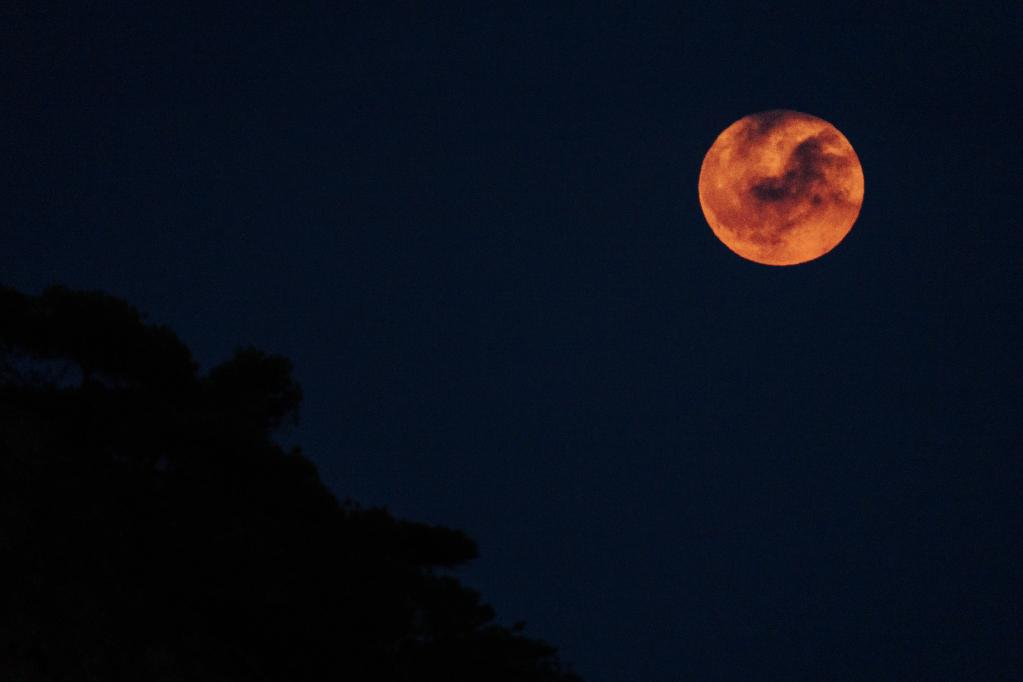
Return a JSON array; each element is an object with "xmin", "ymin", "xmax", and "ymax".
[{"xmin": 0, "ymin": 285, "xmax": 580, "ymax": 682}]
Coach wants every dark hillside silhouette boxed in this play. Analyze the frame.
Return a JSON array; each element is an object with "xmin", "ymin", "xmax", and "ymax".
[{"xmin": 0, "ymin": 285, "xmax": 581, "ymax": 682}]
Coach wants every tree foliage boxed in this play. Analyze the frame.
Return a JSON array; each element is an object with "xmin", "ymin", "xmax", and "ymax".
[{"xmin": 0, "ymin": 285, "xmax": 580, "ymax": 682}]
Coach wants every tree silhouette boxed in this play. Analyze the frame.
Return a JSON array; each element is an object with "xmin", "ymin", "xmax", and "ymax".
[{"xmin": 0, "ymin": 285, "xmax": 581, "ymax": 682}]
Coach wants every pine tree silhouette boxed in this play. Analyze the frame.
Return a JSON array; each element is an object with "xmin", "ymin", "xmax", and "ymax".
[{"xmin": 0, "ymin": 285, "xmax": 581, "ymax": 682}]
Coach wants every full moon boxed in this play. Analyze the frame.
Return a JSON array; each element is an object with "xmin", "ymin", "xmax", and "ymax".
[{"xmin": 698, "ymin": 110, "xmax": 864, "ymax": 266}]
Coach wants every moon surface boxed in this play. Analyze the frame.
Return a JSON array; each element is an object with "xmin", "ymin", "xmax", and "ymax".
[{"xmin": 698, "ymin": 110, "xmax": 864, "ymax": 266}]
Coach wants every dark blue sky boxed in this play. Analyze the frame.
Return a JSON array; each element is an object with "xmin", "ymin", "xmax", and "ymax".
[{"xmin": 4, "ymin": 4, "xmax": 1021, "ymax": 679}]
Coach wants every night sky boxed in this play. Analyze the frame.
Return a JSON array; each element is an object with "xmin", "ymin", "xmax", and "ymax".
[{"xmin": 4, "ymin": 4, "xmax": 1022, "ymax": 679}]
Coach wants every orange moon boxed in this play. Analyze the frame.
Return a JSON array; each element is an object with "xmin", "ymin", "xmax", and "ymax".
[{"xmin": 698, "ymin": 110, "xmax": 864, "ymax": 266}]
